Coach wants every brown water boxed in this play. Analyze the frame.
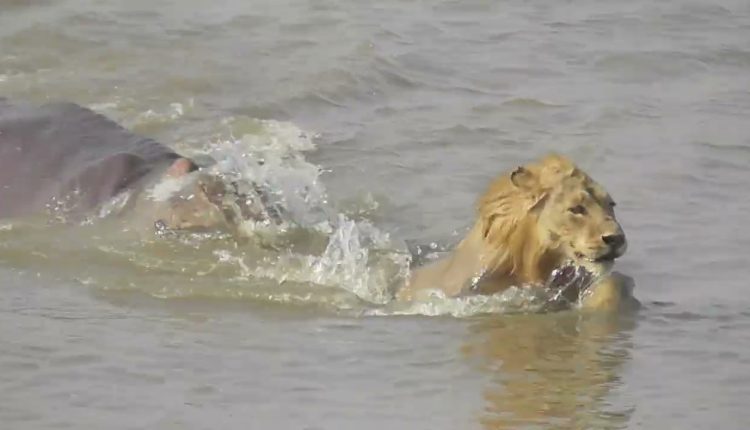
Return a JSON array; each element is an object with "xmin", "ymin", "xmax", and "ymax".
[{"xmin": 2, "ymin": 0, "xmax": 750, "ymax": 428}]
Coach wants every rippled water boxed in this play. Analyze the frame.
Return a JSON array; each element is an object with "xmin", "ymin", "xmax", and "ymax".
[{"xmin": 2, "ymin": 0, "xmax": 750, "ymax": 428}]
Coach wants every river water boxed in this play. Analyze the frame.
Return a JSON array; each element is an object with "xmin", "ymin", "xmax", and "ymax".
[{"xmin": 1, "ymin": 0, "xmax": 750, "ymax": 429}]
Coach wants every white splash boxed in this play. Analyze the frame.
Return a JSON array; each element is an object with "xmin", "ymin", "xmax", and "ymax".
[{"xmin": 187, "ymin": 118, "xmax": 409, "ymax": 306}]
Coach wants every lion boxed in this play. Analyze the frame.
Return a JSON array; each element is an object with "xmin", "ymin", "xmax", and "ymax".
[{"xmin": 397, "ymin": 153, "xmax": 635, "ymax": 311}]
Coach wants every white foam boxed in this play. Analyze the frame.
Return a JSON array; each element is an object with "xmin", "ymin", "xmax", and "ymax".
[{"xmin": 182, "ymin": 119, "xmax": 410, "ymax": 306}]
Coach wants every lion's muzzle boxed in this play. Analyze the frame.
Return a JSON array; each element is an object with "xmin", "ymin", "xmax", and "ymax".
[{"xmin": 597, "ymin": 232, "xmax": 627, "ymax": 261}]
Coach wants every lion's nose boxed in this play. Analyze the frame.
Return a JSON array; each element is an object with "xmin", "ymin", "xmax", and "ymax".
[{"xmin": 602, "ymin": 234, "xmax": 626, "ymax": 250}]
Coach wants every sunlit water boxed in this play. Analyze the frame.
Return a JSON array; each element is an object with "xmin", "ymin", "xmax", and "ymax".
[{"xmin": 2, "ymin": 0, "xmax": 750, "ymax": 428}]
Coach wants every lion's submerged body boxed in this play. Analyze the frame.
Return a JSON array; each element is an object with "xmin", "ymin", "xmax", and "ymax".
[
  {"xmin": 405, "ymin": 224, "xmax": 557, "ymax": 297},
  {"xmin": 398, "ymin": 154, "xmax": 635, "ymax": 311}
]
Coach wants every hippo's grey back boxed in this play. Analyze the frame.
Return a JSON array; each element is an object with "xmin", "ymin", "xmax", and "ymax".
[{"xmin": 0, "ymin": 99, "xmax": 180, "ymax": 218}]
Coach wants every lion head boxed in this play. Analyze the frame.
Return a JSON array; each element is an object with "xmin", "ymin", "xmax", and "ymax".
[{"xmin": 477, "ymin": 154, "xmax": 626, "ymax": 284}]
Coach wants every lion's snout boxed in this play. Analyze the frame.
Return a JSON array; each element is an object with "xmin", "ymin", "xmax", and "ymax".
[
  {"xmin": 598, "ymin": 226, "xmax": 627, "ymax": 260},
  {"xmin": 602, "ymin": 233, "xmax": 626, "ymax": 253}
]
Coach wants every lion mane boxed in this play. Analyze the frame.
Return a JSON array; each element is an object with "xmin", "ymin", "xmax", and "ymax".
[{"xmin": 475, "ymin": 154, "xmax": 577, "ymax": 283}]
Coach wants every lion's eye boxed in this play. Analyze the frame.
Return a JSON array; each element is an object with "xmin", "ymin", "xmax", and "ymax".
[
  {"xmin": 569, "ymin": 205, "xmax": 587, "ymax": 215},
  {"xmin": 610, "ymin": 201, "xmax": 617, "ymax": 208}
]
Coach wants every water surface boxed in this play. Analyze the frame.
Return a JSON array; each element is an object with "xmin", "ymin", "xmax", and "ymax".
[{"xmin": 2, "ymin": 0, "xmax": 750, "ymax": 428}]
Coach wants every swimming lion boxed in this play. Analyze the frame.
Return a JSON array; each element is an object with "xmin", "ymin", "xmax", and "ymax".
[{"xmin": 398, "ymin": 154, "xmax": 635, "ymax": 311}]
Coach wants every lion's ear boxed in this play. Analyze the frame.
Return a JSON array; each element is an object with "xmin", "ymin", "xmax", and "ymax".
[
  {"xmin": 538, "ymin": 154, "xmax": 579, "ymax": 184},
  {"xmin": 510, "ymin": 166, "xmax": 537, "ymax": 190},
  {"xmin": 510, "ymin": 166, "xmax": 548, "ymax": 211}
]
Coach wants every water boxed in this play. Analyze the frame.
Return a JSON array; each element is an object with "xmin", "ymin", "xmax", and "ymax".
[{"xmin": 2, "ymin": 0, "xmax": 750, "ymax": 428}]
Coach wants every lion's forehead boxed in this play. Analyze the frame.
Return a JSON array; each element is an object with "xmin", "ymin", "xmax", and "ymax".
[
  {"xmin": 554, "ymin": 176, "xmax": 613, "ymax": 207},
  {"xmin": 585, "ymin": 180, "xmax": 612, "ymax": 203}
]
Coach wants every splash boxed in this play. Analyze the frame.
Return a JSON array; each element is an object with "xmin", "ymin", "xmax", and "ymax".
[
  {"xmin": 205, "ymin": 117, "xmax": 331, "ymax": 229},
  {"xmin": 167, "ymin": 117, "xmax": 410, "ymax": 307},
  {"xmin": 311, "ymin": 215, "xmax": 410, "ymax": 304}
]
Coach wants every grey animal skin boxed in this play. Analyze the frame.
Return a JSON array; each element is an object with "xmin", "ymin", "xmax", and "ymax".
[{"xmin": 0, "ymin": 98, "xmax": 182, "ymax": 218}]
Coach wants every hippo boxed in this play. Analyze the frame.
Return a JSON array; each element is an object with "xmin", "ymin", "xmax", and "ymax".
[{"xmin": 0, "ymin": 98, "xmax": 279, "ymax": 232}]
